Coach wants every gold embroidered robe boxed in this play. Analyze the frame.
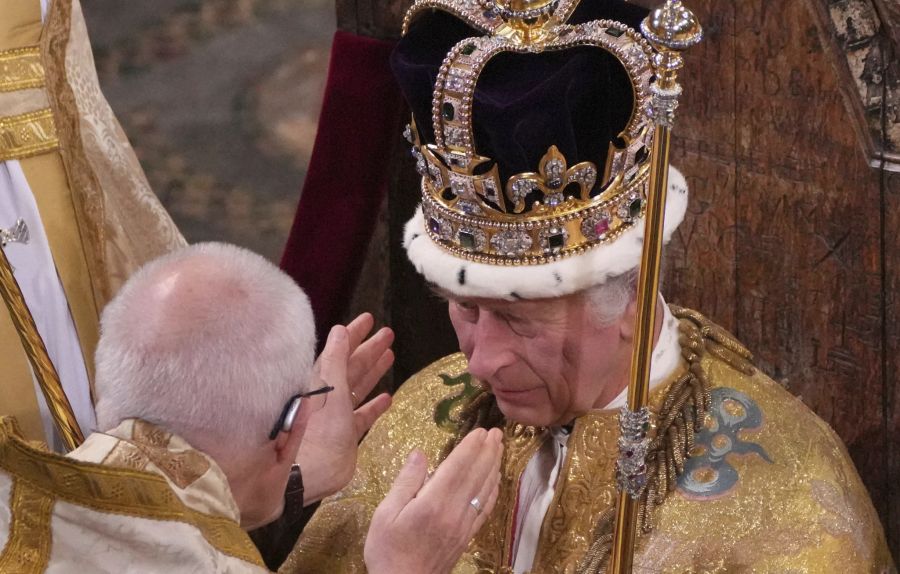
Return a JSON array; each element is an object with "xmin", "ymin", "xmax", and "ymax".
[
  {"xmin": 0, "ymin": 417, "xmax": 268, "ymax": 573},
  {"xmin": 0, "ymin": 0, "xmax": 185, "ymax": 445},
  {"xmin": 282, "ymin": 315, "xmax": 895, "ymax": 573}
]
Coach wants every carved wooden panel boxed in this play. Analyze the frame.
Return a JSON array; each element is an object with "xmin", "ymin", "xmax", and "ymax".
[
  {"xmin": 807, "ymin": 0, "xmax": 900, "ymax": 171},
  {"xmin": 745, "ymin": 0, "xmax": 890, "ymax": 553},
  {"xmin": 665, "ymin": 0, "xmax": 738, "ymax": 332},
  {"xmin": 886, "ymin": 169, "xmax": 899, "ymax": 560}
]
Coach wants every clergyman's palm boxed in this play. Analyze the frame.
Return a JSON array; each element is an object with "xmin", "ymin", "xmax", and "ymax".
[{"xmin": 297, "ymin": 314, "xmax": 394, "ymax": 504}]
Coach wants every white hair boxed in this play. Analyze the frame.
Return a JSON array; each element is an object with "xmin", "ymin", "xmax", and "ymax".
[
  {"xmin": 94, "ymin": 242, "xmax": 316, "ymax": 459},
  {"xmin": 586, "ymin": 267, "xmax": 640, "ymax": 326}
]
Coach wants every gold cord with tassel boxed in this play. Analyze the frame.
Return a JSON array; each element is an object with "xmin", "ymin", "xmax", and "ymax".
[{"xmin": 577, "ymin": 306, "xmax": 754, "ymax": 573}]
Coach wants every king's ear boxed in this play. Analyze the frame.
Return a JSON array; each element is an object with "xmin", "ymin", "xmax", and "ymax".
[{"xmin": 618, "ymin": 298, "xmax": 639, "ymax": 342}]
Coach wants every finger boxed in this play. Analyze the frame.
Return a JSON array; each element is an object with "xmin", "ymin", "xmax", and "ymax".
[
  {"xmin": 345, "ymin": 313, "xmax": 375, "ymax": 353},
  {"xmin": 378, "ymin": 449, "xmax": 428, "ymax": 520},
  {"xmin": 465, "ymin": 431, "xmax": 502, "ymax": 537},
  {"xmin": 471, "ymin": 430, "xmax": 503, "ymax": 515},
  {"xmin": 454, "ymin": 428, "xmax": 503, "ymax": 528},
  {"xmin": 353, "ymin": 393, "xmax": 392, "ymax": 440},
  {"xmin": 461, "ymin": 429, "xmax": 502, "ymax": 501},
  {"xmin": 469, "ymin": 474, "xmax": 500, "ymax": 538},
  {"xmin": 348, "ymin": 328, "xmax": 395, "ymax": 391},
  {"xmin": 352, "ymin": 349, "xmax": 395, "ymax": 401},
  {"xmin": 421, "ymin": 429, "xmax": 489, "ymax": 505},
  {"xmin": 318, "ymin": 326, "xmax": 350, "ymax": 392}
]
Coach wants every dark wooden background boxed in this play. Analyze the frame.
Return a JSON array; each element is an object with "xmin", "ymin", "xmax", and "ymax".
[{"xmin": 333, "ymin": 0, "xmax": 899, "ymax": 559}]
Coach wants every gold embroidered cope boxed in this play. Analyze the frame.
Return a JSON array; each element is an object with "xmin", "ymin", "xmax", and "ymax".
[{"xmin": 281, "ymin": 309, "xmax": 895, "ymax": 574}]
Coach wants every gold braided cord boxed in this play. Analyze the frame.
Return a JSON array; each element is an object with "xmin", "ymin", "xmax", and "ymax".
[
  {"xmin": 0, "ymin": 45, "xmax": 45, "ymax": 93},
  {"xmin": 0, "ymin": 247, "xmax": 84, "ymax": 450},
  {"xmin": 576, "ymin": 306, "xmax": 754, "ymax": 573},
  {"xmin": 0, "ymin": 108, "xmax": 59, "ymax": 161}
]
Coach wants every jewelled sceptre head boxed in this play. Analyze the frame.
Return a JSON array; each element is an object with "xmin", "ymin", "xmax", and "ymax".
[{"xmin": 608, "ymin": 2, "xmax": 702, "ymax": 573}]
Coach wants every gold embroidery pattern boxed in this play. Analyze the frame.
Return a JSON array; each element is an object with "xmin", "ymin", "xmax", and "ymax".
[
  {"xmin": 42, "ymin": 0, "xmax": 187, "ymax": 312},
  {"xmin": 0, "ymin": 478, "xmax": 54, "ymax": 573},
  {"xmin": 471, "ymin": 423, "xmax": 544, "ymax": 571},
  {"xmin": 468, "ymin": 412, "xmax": 623, "ymax": 573},
  {"xmin": 103, "ymin": 441, "xmax": 151, "ymax": 471},
  {"xmin": 42, "ymin": 0, "xmax": 111, "ymax": 306},
  {"xmin": 133, "ymin": 419, "xmax": 171, "ymax": 447},
  {"xmin": 0, "ymin": 418, "xmax": 264, "ymax": 568},
  {"xmin": 0, "ymin": 46, "xmax": 45, "ymax": 92},
  {"xmin": 0, "ymin": 108, "xmax": 59, "ymax": 162},
  {"xmin": 103, "ymin": 439, "xmax": 211, "ymax": 490},
  {"xmin": 534, "ymin": 413, "xmax": 621, "ymax": 572}
]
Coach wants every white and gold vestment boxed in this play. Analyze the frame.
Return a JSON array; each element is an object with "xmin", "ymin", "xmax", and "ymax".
[
  {"xmin": 0, "ymin": 417, "xmax": 267, "ymax": 573},
  {"xmin": 0, "ymin": 0, "xmax": 184, "ymax": 448}
]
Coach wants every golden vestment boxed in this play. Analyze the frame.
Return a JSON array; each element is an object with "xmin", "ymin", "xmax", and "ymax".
[
  {"xmin": 283, "ymin": 309, "xmax": 894, "ymax": 573},
  {"xmin": 0, "ymin": 0, "xmax": 185, "ymax": 445},
  {"xmin": 0, "ymin": 416, "xmax": 267, "ymax": 573}
]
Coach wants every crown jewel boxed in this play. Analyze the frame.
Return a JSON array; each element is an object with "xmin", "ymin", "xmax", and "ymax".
[{"xmin": 402, "ymin": 0, "xmax": 661, "ymax": 266}]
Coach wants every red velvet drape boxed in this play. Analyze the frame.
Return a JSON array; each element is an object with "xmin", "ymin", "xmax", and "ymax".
[{"xmin": 280, "ymin": 30, "xmax": 403, "ymax": 347}]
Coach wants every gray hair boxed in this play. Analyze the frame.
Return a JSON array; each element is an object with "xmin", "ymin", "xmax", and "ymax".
[
  {"xmin": 94, "ymin": 242, "xmax": 316, "ymax": 458},
  {"xmin": 586, "ymin": 267, "xmax": 640, "ymax": 326}
]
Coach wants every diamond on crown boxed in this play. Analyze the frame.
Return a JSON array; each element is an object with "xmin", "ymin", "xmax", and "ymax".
[
  {"xmin": 490, "ymin": 230, "xmax": 533, "ymax": 258},
  {"xmin": 511, "ymin": 179, "xmax": 536, "ymax": 204}
]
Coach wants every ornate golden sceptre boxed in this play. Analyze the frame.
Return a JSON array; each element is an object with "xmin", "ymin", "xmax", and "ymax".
[
  {"xmin": 608, "ymin": 2, "xmax": 702, "ymax": 572},
  {"xmin": 0, "ymin": 223, "xmax": 85, "ymax": 451}
]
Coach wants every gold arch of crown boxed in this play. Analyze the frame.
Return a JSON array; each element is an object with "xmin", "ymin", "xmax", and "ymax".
[{"xmin": 404, "ymin": 0, "xmax": 661, "ymax": 265}]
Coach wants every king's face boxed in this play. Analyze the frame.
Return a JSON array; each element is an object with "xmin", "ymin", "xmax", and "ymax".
[{"xmin": 447, "ymin": 292, "xmax": 633, "ymax": 427}]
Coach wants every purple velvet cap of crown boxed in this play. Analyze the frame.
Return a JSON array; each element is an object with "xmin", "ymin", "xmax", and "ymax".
[{"xmin": 390, "ymin": 0, "xmax": 652, "ymax": 188}]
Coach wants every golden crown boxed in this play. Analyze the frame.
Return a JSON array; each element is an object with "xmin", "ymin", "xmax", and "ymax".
[{"xmin": 402, "ymin": 0, "xmax": 661, "ymax": 265}]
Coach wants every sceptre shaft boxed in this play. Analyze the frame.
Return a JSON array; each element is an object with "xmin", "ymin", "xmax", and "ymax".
[
  {"xmin": 0, "ymin": 234, "xmax": 84, "ymax": 451},
  {"xmin": 608, "ymin": 2, "xmax": 702, "ymax": 572}
]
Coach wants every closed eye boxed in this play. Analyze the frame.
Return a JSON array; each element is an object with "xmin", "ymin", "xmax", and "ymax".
[
  {"xmin": 501, "ymin": 313, "xmax": 538, "ymax": 339},
  {"xmin": 454, "ymin": 300, "xmax": 479, "ymax": 321}
]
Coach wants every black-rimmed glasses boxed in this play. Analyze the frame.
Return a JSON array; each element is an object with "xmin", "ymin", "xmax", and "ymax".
[{"xmin": 269, "ymin": 385, "xmax": 335, "ymax": 440}]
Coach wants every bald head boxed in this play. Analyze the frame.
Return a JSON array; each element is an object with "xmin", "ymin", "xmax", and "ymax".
[{"xmin": 94, "ymin": 243, "xmax": 316, "ymax": 458}]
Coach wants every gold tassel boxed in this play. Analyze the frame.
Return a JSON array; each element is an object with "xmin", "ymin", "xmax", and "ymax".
[{"xmin": 577, "ymin": 306, "xmax": 734, "ymax": 573}]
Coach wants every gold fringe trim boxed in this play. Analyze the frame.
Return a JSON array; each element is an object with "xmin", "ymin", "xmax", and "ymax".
[
  {"xmin": 0, "ymin": 417, "xmax": 265, "ymax": 569},
  {"xmin": 0, "ymin": 46, "xmax": 45, "ymax": 93},
  {"xmin": 0, "ymin": 108, "xmax": 59, "ymax": 161},
  {"xmin": 0, "ymin": 478, "xmax": 54, "ymax": 573}
]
